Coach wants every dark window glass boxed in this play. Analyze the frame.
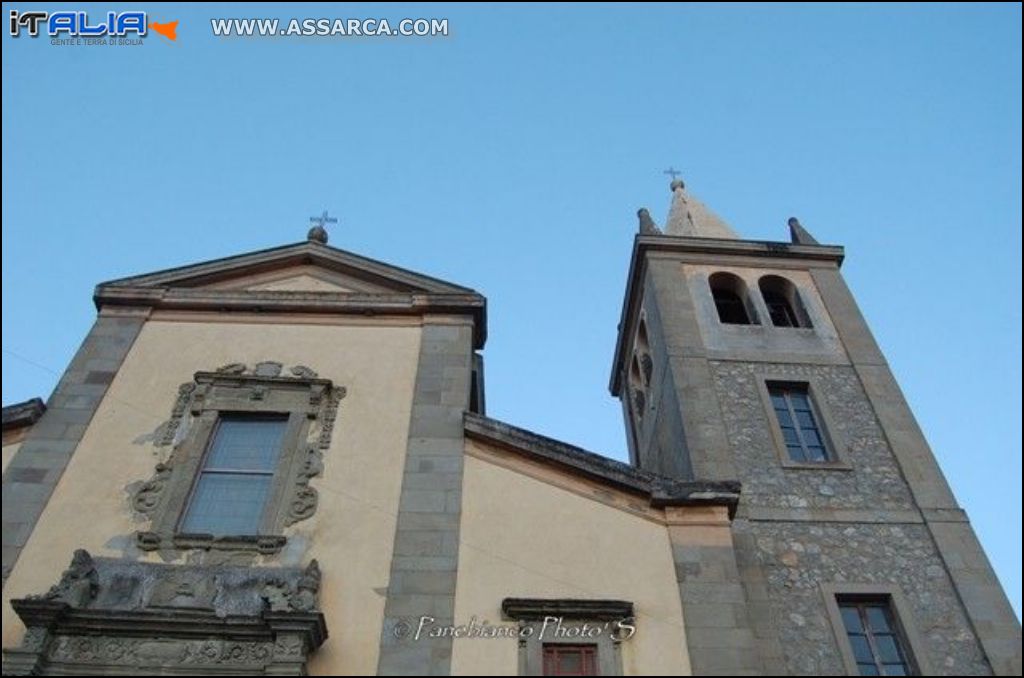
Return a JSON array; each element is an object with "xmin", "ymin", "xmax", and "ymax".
[
  {"xmin": 764, "ymin": 288, "xmax": 799, "ymax": 327},
  {"xmin": 712, "ymin": 287, "xmax": 751, "ymax": 324},
  {"xmin": 838, "ymin": 598, "xmax": 915, "ymax": 676},
  {"xmin": 543, "ymin": 644, "xmax": 598, "ymax": 676},
  {"xmin": 768, "ymin": 383, "xmax": 832, "ymax": 463},
  {"xmin": 181, "ymin": 415, "xmax": 287, "ymax": 535},
  {"xmin": 759, "ymin": 275, "xmax": 813, "ymax": 328}
]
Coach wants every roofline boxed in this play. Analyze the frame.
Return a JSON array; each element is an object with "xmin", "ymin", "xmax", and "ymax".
[
  {"xmin": 2, "ymin": 397, "xmax": 46, "ymax": 432},
  {"xmin": 608, "ymin": 234, "xmax": 845, "ymax": 395},
  {"xmin": 464, "ymin": 412, "xmax": 741, "ymax": 514},
  {"xmin": 100, "ymin": 240, "xmax": 479, "ymax": 295}
]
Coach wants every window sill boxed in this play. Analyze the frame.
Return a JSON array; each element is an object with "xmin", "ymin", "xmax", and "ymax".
[
  {"xmin": 135, "ymin": 530, "xmax": 287, "ymax": 554},
  {"xmin": 779, "ymin": 460, "xmax": 853, "ymax": 472}
]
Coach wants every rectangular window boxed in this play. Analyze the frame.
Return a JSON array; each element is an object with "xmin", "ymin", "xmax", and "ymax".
[
  {"xmin": 838, "ymin": 597, "xmax": 915, "ymax": 676},
  {"xmin": 180, "ymin": 414, "xmax": 288, "ymax": 535},
  {"xmin": 543, "ymin": 644, "xmax": 598, "ymax": 676},
  {"xmin": 768, "ymin": 382, "xmax": 830, "ymax": 463}
]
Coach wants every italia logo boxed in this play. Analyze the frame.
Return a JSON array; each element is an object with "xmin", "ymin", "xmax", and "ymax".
[{"xmin": 9, "ymin": 10, "xmax": 177, "ymax": 41}]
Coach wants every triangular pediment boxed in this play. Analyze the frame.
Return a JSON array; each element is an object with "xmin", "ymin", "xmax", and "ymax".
[{"xmin": 98, "ymin": 241, "xmax": 476, "ymax": 295}]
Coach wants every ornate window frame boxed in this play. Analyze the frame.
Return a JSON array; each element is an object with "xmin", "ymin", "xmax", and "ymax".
[
  {"xmin": 502, "ymin": 598, "xmax": 633, "ymax": 676},
  {"xmin": 131, "ymin": 361, "xmax": 345, "ymax": 554}
]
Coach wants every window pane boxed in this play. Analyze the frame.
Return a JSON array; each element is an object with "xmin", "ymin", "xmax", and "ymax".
[
  {"xmin": 775, "ymin": 408, "xmax": 794, "ymax": 428},
  {"xmin": 875, "ymin": 635, "xmax": 902, "ymax": 663},
  {"xmin": 802, "ymin": 429, "xmax": 822, "ymax": 447},
  {"xmin": 782, "ymin": 426, "xmax": 801, "ymax": 445},
  {"xmin": 786, "ymin": 444, "xmax": 807, "ymax": 462},
  {"xmin": 859, "ymin": 664, "xmax": 880, "ymax": 676},
  {"xmin": 807, "ymin": 446, "xmax": 828, "ymax": 462},
  {"xmin": 883, "ymin": 664, "xmax": 907, "ymax": 676},
  {"xmin": 543, "ymin": 645, "xmax": 597, "ymax": 676},
  {"xmin": 789, "ymin": 391, "xmax": 811, "ymax": 410},
  {"xmin": 558, "ymin": 651, "xmax": 582, "ymax": 673},
  {"xmin": 181, "ymin": 473, "xmax": 272, "ymax": 535},
  {"xmin": 205, "ymin": 417, "xmax": 287, "ymax": 471},
  {"xmin": 841, "ymin": 606, "xmax": 864, "ymax": 633},
  {"xmin": 850, "ymin": 635, "xmax": 874, "ymax": 663},
  {"xmin": 795, "ymin": 410, "xmax": 816, "ymax": 430},
  {"xmin": 770, "ymin": 392, "xmax": 788, "ymax": 409},
  {"xmin": 866, "ymin": 606, "xmax": 892, "ymax": 633}
]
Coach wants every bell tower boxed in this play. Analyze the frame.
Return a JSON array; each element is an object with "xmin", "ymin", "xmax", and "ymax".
[{"xmin": 611, "ymin": 178, "xmax": 1021, "ymax": 674}]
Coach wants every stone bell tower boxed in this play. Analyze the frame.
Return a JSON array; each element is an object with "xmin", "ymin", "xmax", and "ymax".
[{"xmin": 610, "ymin": 179, "xmax": 1021, "ymax": 675}]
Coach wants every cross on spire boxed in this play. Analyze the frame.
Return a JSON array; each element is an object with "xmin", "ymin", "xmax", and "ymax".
[{"xmin": 663, "ymin": 166, "xmax": 682, "ymax": 181}]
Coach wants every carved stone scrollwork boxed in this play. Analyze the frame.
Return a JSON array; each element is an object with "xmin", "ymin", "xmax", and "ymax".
[
  {"xmin": 131, "ymin": 362, "xmax": 345, "ymax": 554},
  {"xmin": 3, "ymin": 556, "xmax": 327, "ymax": 675},
  {"xmin": 640, "ymin": 353, "xmax": 653, "ymax": 386},
  {"xmin": 158, "ymin": 384, "xmax": 195, "ymax": 447},
  {"xmin": 132, "ymin": 463, "xmax": 170, "ymax": 514},
  {"xmin": 317, "ymin": 387, "xmax": 346, "ymax": 450}
]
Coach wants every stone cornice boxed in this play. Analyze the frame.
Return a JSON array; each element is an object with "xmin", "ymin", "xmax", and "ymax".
[
  {"xmin": 1, "ymin": 398, "xmax": 46, "ymax": 431},
  {"xmin": 464, "ymin": 412, "xmax": 740, "ymax": 515},
  {"xmin": 94, "ymin": 286, "xmax": 488, "ymax": 349},
  {"xmin": 609, "ymin": 234, "xmax": 846, "ymax": 395},
  {"xmin": 502, "ymin": 598, "xmax": 634, "ymax": 621}
]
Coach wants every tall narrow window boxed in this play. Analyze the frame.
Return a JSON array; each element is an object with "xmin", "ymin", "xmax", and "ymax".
[
  {"xmin": 768, "ymin": 383, "xmax": 830, "ymax": 462},
  {"xmin": 180, "ymin": 414, "xmax": 288, "ymax": 535},
  {"xmin": 759, "ymin": 275, "xmax": 812, "ymax": 328},
  {"xmin": 709, "ymin": 272, "xmax": 757, "ymax": 325},
  {"xmin": 543, "ymin": 644, "xmax": 598, "ymax": 676},
  {"xmin": 838, "ymin": 597, "xmax": 916, "ymax": 676}
]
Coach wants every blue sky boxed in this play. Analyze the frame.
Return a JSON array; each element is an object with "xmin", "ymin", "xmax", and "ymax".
[{"xmin": 3, "ymin": 3, "xmax": 1021, "ymax": 616}]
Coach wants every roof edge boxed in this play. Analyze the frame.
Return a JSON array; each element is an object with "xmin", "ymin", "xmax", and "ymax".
[{"xmin": 464, "ymin": 412, "xmax": 740, "ymax": 514}]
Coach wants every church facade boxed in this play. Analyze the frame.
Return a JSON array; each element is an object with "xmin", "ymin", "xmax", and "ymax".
[{"xmin": 1, "ymin": 182, "xmax": 1019, "ymax": 675}]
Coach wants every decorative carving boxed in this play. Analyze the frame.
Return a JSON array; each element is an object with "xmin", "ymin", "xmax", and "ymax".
[
  {"xmin": 274, "ymin": 635, "xmax": 305, "ymax": 658},
  {"xmin": 158, "ymin": 383, "xmax": 195, "ymax": 447},
  {"xmin": 133, "ymin": 362, "xmax": 345, "ymax": 552},
  {"xmin": 254, "ymin": 361, "xmax": 283, "ymax": 377},
  {"xmin": 20, "ymin": 626, "xmax": 49, "ymax": 653},
  {"xmin": 7, "ymin": 557, "xmax": 327, "ymax": 674},
  {"xmin": 35, "ymin": 550, "xmax": 98, "ymax": 607},
  {"xmin": 640, "ymin": 353, "xmax": 653, "ymax": 386},
  {"xmin": 48, "ymin": 636, "xmax": 279, "ymax": 667},
  {"xmin": 131, "ymin": 463, "xmax": 170, "ymax": 514},
  {"xmin": 260, "ymin": 560, "xmax": 321, "ymax": 613},
  {"xmin": 317, "ymin": 387, "xmax": 345, "ymax": 450},
  {"xmin": 189, "ymin": 382, "xmax": 209, "ymax": 415},
  {"xmin": 136, "ymin": 531, "xmax": 161, "ymax": 551},
  {"xmin": 291, "ymin": 365, "xmax": 318, "ymax": 379},
  {"xmin": 288, "ymin": 560, "xmax": 321, "ymax": 612},
  {"xmin": 286, "ymin": 487, "xmax": 318, "ymax": 526}
]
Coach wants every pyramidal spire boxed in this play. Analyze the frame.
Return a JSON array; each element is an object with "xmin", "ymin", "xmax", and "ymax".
[{"xmin": 664, "ymin": 178, "xmax": 738, "ymax": 239}]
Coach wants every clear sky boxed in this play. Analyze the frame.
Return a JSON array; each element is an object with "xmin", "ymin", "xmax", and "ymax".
[{"xmin": 3, "ymin": 3, "xmax": 1021, "ymax": 616}]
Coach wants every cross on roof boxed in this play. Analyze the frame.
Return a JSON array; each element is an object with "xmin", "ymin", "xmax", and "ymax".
[
  {"xmin": 309, "ymin": 210, "xmax": 338, "ymax": 229},
  {"xmin": 663, "ymin": 167, "xmax": 682, "ymax": 181}
]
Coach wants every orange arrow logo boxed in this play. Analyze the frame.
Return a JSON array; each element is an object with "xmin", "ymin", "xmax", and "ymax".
[{"xmin": 150, "ymin": 20, "xmax": 178, "ymax": 41}]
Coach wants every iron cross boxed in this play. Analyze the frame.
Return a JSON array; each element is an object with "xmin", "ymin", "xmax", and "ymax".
[
  {"xmin": 663, "ymin": 167, "xmax": 682, "ymax": 181},
  {"xmin": 309, "ymin": 210, "xmax": 338, "ymax": 229}
]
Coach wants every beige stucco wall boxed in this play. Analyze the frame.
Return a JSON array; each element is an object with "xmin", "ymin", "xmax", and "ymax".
[
  {"xmin": 452, "ymin": 451, "xmax": 691, "ymax": 675},
  {"xmin": 1, "ymin": 441, "xmax": 22, "ymax": 474},
  {"xmin": 1, "ymin": 316, "xmax": 422, "ymax": 676}
]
